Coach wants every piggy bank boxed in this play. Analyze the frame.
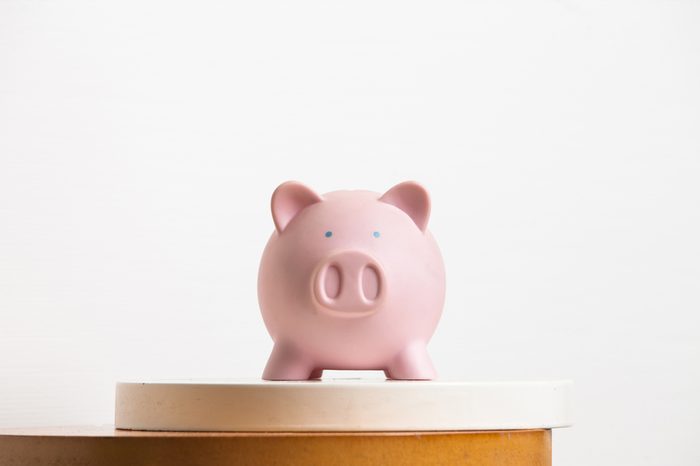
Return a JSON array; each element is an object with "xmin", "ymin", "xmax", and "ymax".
[{"xmin": 258, "ymin": 181, "xmax": 445, "ymax": 380}]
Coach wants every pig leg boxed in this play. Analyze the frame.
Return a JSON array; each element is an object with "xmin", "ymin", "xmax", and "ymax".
[
  {"xmin": 262, "ymin": 342, "xmax": 317, "ymax": 380},
  {"xmin": 384, "ymin": 342, "xmax": 437, "ymax": 380}
]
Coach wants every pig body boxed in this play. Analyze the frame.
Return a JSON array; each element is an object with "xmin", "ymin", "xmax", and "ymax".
[{"xmin": 258, "ymin": 181, "xmax": 445, "ymax": 380}]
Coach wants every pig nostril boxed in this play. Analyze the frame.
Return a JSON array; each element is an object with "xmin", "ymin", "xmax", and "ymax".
[
  {"xmin": 361, "ymin": 265, "xmax": 381, "ymax": 301},
  {"xmin": 324, "ymin": 265, "xmax": 342, "ymax": 299}
]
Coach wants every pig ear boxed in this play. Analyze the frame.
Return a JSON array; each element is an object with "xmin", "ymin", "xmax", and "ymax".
[
  {"xmin": 379, "ymin": 181, "xmax": 431, "ymax": 232},
  {"xmin": 271, "ymin": 181, "xmax": 322, "ymax": 233}
]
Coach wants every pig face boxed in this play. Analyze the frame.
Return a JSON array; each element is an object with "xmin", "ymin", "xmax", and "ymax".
[{"xmin": 258, "ymin": 181, "xmax": 445, "ymax": 380}]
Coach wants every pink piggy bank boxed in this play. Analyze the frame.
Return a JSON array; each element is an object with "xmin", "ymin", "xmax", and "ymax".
[{"xmin": 258, "ymin": 181, "xmax": 445, "ymax": 380}]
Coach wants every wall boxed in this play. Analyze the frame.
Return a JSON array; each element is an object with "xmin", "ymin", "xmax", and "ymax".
[{"xmin": 1, "ymin": 1, "xmax": 699, "ymax": 464}]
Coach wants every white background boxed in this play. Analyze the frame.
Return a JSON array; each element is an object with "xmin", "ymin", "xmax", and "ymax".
[{"xmin": 1, "ymin": 1, "xmax": 699, "ymax": 464}]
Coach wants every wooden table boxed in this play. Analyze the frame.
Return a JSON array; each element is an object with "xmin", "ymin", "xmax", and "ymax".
[
  {"xmin": 0, "ymin": 426, "xmax": 552, "ymax": 466},
  {"xmin": 0, "ymin": 380, "xmax": 568, "ymax": 465}
]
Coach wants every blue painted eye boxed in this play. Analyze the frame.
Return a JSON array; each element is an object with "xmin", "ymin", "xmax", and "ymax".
[
  {"xmin": 325, "ymin": 231, "xmax": 333, "ymax": 238},
  {"xmin": 372, "ymin": 231, "xmax": 381, "ymax": 238}
]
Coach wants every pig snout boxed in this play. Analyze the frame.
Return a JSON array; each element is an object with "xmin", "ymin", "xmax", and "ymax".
[{"xmin": 313, "ymin": 250, "xmax": 385, "ymax": 316}]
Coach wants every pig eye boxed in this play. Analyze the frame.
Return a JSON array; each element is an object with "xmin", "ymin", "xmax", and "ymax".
[
  {"xmin": 372, "ymin": 231, "xmax": 381, "ymax": 238},
  {"xmin": 324, "ymin": 230, "xmax": 333, "ymax": 238}
]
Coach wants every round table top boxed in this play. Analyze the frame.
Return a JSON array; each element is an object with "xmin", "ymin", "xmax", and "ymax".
[{"xmin": 115, "ymin": 378, "xmax": 573, "ymax": 432}]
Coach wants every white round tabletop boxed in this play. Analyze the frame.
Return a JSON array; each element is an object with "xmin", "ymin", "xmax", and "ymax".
[{"xmin": 115, "ymin": 379, "xmax": 572, "ymax": 432}]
